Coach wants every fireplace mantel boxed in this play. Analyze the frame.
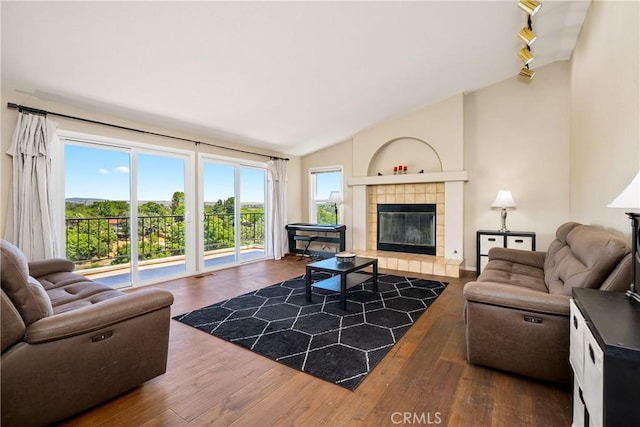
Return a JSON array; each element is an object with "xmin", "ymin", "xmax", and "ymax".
[{"xmin": 347, "ymin": 170, "xmax": 468, "ymax": 187}]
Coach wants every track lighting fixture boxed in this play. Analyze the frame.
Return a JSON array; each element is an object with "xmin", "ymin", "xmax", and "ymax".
[
  {"xmin": 518, "ymin": 27, "xmax": 537, "ymax": 46},
  {"xmin": 518, "ymin": 46, "xmax": 534, "ymax": 65},
  {"xmin": 518, "ymin": 0, "xmax": 541, "ymax": 16},
  {"xmin": 519, "ymin": 65, "xmax": 535, "ymax": 80},
  {"xmin": 517, "ymin": 1, "xmax": 541, "ymax": 80}
]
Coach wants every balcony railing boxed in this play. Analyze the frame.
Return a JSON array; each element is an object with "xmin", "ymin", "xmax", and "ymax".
[{"xmin": 65, "ymin": 212, "xmax": 265, "ymax": 268}]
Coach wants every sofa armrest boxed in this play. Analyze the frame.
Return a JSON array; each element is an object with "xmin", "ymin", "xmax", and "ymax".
[
  {"xmin": 28, "ymin": 258, "xmax": 76, "ymax": 278},
  {"xmin": 488, "ymin": 247, "xmax": 546, "ymax": 269},
  {"xmin": 23, "ymin": 288, "xmax": 174, "ymax": 344},
  {"xmin": 463, "ymin": 281, "xmax": 570, "ymax": 316}
]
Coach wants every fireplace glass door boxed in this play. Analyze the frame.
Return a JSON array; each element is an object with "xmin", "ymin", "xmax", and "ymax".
[{"xmin": 377, "ymin": 204, "xmax": 436, "ymax": 255}]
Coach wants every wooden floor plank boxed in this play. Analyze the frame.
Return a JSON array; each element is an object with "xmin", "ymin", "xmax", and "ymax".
[
  {"xmin": 190, "ymin": 365, "xmax": 293, "ymax": 426},
  {"xmin": 139, "ymin": 409, "xmax": 189, "ymax": 427},
  {"xmin": 59, "ymin": 256, "xmax": 571, "ymax": 426},
  {"xmin": 448, "ymin": 365, "xmax": 497, "ymax": 427}
]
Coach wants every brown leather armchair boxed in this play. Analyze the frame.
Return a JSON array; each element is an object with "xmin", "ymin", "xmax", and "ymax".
[
  {"xmin": 463, "ymin": 222, "xmax": 632, "ymax": 384},
  {"xmin": 1, "ymin": 240, "xmax": 174, "ymax": 427}
]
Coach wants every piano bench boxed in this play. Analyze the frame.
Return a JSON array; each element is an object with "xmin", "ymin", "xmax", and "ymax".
[{"xmin": 294, "ymin": 235, "xmax": 318, "ymax": 260}]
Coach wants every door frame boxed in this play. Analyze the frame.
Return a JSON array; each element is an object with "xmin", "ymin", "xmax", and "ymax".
[{"xmin": 198, "ymin": 153, "xmax": 268, "ymax": 272}]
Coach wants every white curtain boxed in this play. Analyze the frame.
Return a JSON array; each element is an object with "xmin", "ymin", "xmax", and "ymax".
[
  {"xmin": 5, "ymin": 112, "xmax": 60, "ymax": 260},
  {"xmin": 267, "ymin": 159, "xmax": 288, "ymax": 260}
]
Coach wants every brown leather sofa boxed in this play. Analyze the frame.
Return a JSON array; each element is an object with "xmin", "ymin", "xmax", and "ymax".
[
  {"xmin": 1, "ymin": 240, "xmax": 174, "ymax": 427},
  {"xmin": 463, "ymin": 222, "xmax": 631, "ymax": 384}
]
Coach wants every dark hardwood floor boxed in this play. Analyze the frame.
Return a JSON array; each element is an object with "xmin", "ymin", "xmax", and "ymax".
[{"xmin": 62, "ymin": 256, "xmax": 572, "ymax": 426}]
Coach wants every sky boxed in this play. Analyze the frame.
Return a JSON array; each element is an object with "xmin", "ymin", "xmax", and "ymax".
[
  {"xmin": 314, "ymin": 171, "xmax": 342, "ymax": 200},
  {"xmin": 65, "ymin": 144, "xmax": 265, "ymax": 203}
]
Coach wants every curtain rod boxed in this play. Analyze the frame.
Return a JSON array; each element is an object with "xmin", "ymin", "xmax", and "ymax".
[{"xmin": 6, "ymin": 102, "xmax": 289, "ymax": 161}]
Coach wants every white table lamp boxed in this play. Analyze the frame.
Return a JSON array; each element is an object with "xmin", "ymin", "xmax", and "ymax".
[
  {"xmin": 607, "ymin": 170, "xmax": 640, "ymax": 302},
  {"xmin": 491, "ymin": 190, "xmax": 517, "ymax": 233},
  {"xmin": 607, "ymin": 171, "xmax": 640, "ymax": 209}
]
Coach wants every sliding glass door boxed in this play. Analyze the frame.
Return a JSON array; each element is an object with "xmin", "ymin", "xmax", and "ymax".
[
  {"xmin": 202, "ymin": 161, "xmax": 237, "ymax": 267},
  {"xmin": 62, "ymin": 133, "xmax": 266, "ymax": 284},
  {"xmin": 201, "ymin": 157, "xmax": 267, "ymax": 270},
  {"xmin": 136, "ymin": 152, "xmax": 187, "ymax": 282},
  {"xmin": 63, "ymin": 137, "xmax": 193, "ymax": 288},
  {"xmin": 64, "ymin": 144, "xmax": 133, "ymax": 286},
  {"xmin": 239, "ymin": 166, "xmax": 266, "ymax": 262}
]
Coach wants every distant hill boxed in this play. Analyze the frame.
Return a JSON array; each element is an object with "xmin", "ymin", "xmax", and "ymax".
[
  {"xmin": 66, "ymin": 198, "xmax": 169, "ymax": 206},
  {"xmin": 66, "ymin": 197, "xmax": 109, "ymax": 205},
  {"xmin": 67, "ymin": 198, "xmax": 263, "ymax": 207}
]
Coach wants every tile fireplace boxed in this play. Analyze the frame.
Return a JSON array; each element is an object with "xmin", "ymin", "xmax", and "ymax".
[
  {"xmin": 347, "ymin": 94, "xmax": 468, "ymax": 278},
  {"xmin": 349, "ymin": 174, "xmax": 466, "ymax": 278},
  {"xmin": 366, "ymin": 183, "xmax": 445, "ymax": 257}
]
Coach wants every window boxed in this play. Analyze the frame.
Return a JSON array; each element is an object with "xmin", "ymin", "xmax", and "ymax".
[{"xmin": 309, "ymin": 166, "xmax": 343, "ymax": 224}]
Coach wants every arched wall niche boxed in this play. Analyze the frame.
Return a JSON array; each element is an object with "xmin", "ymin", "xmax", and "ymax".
[{"xmin": 367, "ymin": 137, "xmax": 443, "ymax": 176}]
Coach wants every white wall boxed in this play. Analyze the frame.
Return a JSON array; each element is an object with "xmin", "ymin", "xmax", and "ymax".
[
  {"xmin": 464, "ymin": 61, "xmax": 572, "ymax": 267},
  {"xmin": 352, "ymin": 94, "xmax": 465, "ymax": 175},
  {"xmin": 1, "ymin": 90, "xmax": 301, "ymax": 241},
  {"xmin": 570, "ymin": 0, "xmax": 640, "ymax": 238}
]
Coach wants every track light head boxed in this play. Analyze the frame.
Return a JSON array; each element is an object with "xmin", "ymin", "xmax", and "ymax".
[
  {"xmin": 518, "ymin": 27, "xmax": 537, "ymax": 46},
  {"xmin": 519, "ymin": 67, "xmax": 536, "ymax": 80},
  {"xmin": 518, "ymin": 47, "xmax": 534, "ymax": 65},
  {"xmin": 518, "ymin": 0, "xmax": 542, "ymax": 16}
]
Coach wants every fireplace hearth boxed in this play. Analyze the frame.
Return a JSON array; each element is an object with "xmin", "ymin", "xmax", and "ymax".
[{"xmin": 377, "ymin": 204, "xmax": 436, "ymax": 255}]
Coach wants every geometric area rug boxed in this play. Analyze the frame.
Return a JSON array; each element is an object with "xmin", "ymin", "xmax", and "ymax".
[{"xmin": 173, "ymin": 272, "xmax": 447, "ymax": 391}]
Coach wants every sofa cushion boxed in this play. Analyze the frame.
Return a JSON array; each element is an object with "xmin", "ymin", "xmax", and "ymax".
[
  {"xmin": 544, "ymin": 222, "xmax": 581, "ymax": 265},
  {"xmin": 33, "ymin": 272, "xmax": 123, "ymax": 313},
  {"xmin": 544, "ymin": 225, "xmax": 630, "ymax": 296},
  {"xmin": 1, "ymin": 240, "xmax": 54, "ymax": 325},
  {"xmin": 49, "ymin": 284, "xmax": 124, "ymax": 314},
  {"xmin": 478, "ymin": 259, "xmax": 547, "ymax": 293}
]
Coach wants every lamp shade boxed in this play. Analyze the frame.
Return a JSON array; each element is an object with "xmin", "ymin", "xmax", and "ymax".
[
  {"xmin": 328, "ymin": 191, "xmax": 342, "ymax": 204},
  {"xmin": 607, "ymin": 171, "xmax": 640, "ymax": 209},
  {"xmin": 491, "ymin": 190, "xmax": 517, "ymax": 209}
]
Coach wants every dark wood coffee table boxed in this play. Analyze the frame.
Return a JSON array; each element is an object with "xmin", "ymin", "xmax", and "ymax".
[{"xmin": 305, "ymin": 256, "xmax": 378, "ymax": 310}]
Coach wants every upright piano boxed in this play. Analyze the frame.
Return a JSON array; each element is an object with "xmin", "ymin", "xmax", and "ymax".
[{"xmin": 285, "ymin": 223, "xmax": 346, "ymax": 259}]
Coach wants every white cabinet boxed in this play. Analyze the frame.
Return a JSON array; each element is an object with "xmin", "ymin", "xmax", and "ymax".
[
  {"xmin": 476, "ymin": 230, "xmax": 536, "ymax": 275},
  {"xmin": 569, "ymin": 300, "xmax": 586, "ymax": 383},
  {"xmin": 570, "ymin": 289, "xmax": 640, "ymax": 427},
  {"xmin": 570, "ymin": 299, "xmax": 604, "ymax": 426}
]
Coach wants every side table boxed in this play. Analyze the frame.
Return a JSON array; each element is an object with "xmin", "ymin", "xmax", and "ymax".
[
  {"xmin": 305, "ymin": 256, "xmax": 378, "ymax": 310},
  {"xmin": 476, "ymin": 230, "xmax": 536, "ymax": 276}
]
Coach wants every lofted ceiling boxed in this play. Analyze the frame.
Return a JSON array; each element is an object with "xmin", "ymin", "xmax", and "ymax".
[{"xmin": 1, "ymin": 1, "xmax": 590, "ymax": 156}]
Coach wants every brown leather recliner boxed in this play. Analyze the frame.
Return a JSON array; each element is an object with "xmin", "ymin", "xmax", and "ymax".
[
  {"xmin": 463, "ymin": 222, "xmax": 632, "ymax": 384},
  {"xmin": 1, "ymin": 240, "xmax": 174, "ymax": 427}
]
